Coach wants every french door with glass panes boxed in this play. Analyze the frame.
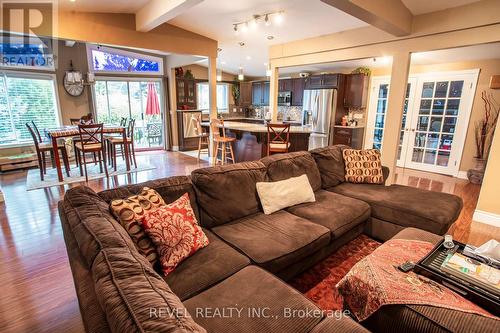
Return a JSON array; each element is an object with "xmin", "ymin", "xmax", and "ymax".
[
  {"xmin": 366, "ymin": 77, "xmax": 417, "ymax": 168},
  {"xmin": 366, "ymin": 70, "xmax": 478, "ymax": 176}
]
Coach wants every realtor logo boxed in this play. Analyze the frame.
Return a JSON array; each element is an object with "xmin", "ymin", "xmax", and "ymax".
[{"xmin": 0, "ymin": 0, "xmax": 58, "ymax": 68}]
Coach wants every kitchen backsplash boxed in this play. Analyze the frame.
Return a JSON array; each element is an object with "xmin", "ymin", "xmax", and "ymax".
[{"xmin": 277, "ymin": 106, "xmax": 302, "ymax": 122}]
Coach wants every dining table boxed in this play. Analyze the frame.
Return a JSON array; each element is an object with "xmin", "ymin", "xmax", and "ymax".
[{"xmin": 46, "ymin": 124, "xmax": 129, "ymax": 182}]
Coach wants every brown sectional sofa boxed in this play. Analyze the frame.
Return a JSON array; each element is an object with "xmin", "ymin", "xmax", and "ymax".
[{"xmin": 60, "ymin": 145, "xmax": 465, "ymax": 333}]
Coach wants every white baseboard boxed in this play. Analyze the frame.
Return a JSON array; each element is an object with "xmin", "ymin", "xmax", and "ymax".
[
  {"xmin": 456, "ymin": 171, "xmax": 468, "ymax": 180},
  {"xmin": 472, "ymin": 209, "xmax": 500, "ymax": 227},
  {"xmin": 171, "ymin": 146, "xmax": 179, "ymax": 152}
]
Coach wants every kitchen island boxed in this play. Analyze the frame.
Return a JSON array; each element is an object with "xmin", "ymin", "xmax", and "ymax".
[{"xmin": 201, "ymin": 119, "xmax": 311, "ymax": 162}]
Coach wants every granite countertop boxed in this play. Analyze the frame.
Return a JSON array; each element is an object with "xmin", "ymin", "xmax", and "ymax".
[
  {"xmin": 201, "ymin": 121, "xmax": 312, "ymax": 134},
  {"xmin": 333, "ymin": 125, "xmax": 365, "ymax": 129}
]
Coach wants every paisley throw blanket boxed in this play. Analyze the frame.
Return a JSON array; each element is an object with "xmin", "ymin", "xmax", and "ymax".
[{"xmin": 336, "ymin": 239, "xmax": 498, "ymax": 321}]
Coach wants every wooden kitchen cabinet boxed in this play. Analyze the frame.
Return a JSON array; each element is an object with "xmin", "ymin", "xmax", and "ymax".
[
  {"xmin": 252, "ymin": 81, "xmax": 270, "ymax": 105},
  {"xmin": 291, "ymin": 78, "xmax": 305, "ymax": 106},
  {"xmin": 304, "ymin": 74, "xmax": 338, "ymax": 89},
  {"xmin": 176, "ymin": 78, "xmax": 196, "ymax": 109},
  {"xmin": 278, "ymin": 79, "xmax": 293, "ymax": 92},
  {"xmin": 252, "ymin": 82, "xmax": 263, "ymax": 105},
  {"xmin": 239, "ymin": 81, "xmax": 252, "ymax": 106},
  {"xmin": 263, "ymin": 81, "xmax": 270, "ymax": 105},
  {"xmin": 332, "ymin": 127, "xmax": 364, "ymax": 149},
  {"xmin": 344, "ymin": 73, "xmax": 369, "ymax": 109}
]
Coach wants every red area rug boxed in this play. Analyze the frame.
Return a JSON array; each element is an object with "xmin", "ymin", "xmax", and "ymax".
[{"xmin": 289, "ymin": 234, "xmax": 381, "ymax": 311}]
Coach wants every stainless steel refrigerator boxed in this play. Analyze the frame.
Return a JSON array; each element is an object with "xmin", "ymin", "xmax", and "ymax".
[{"xmin": 302, "ymin": 89, "xmax": 336, "ymax": 150}]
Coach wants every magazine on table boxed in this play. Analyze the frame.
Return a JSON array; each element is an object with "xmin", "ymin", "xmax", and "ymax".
[{"xmin": 441, "ymin": 252, "xmax": 500, "ymax": 297}]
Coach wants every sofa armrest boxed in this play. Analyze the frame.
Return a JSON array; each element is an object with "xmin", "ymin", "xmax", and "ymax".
[{"xmin": 382, "ymin": 166, "xmax": 390, "ymax": 185}]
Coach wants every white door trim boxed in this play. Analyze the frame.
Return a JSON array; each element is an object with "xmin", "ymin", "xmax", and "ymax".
[{"xmin": 366, "ymin": 69, "xmax": 480, "ymax": 177}]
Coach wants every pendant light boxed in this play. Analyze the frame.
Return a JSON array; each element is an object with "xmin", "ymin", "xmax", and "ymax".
[{"xmin": 238, "ymin": 67, "xmax": 244, "ymax": 81}]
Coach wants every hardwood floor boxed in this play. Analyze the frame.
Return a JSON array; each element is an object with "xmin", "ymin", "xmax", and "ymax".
[{"xmin": 0, "ymin": 151, "xmax": 496, "ymax": 332}]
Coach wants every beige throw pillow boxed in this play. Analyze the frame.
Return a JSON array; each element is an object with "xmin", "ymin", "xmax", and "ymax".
[{"xmin": 256, "ymin": 174, "xmax": 316, "ymax": 215}]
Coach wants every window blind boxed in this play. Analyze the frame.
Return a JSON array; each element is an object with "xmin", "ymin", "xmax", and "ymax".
[{"xmin": 0, "ymin": 72, "xmax": 60, "ymax": 145}]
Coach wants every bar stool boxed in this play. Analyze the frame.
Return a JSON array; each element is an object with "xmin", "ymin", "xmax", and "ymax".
[
  {"xmin": 210, "ymin": 118, "xmax": 236, "ymax": 165},
  {"xmin": 266, "ymin": 123, "xmax": 291, "ymax": 156},
  {"xmin": 192, "ymin": 114, "xmax": 209, "ymax": 161}
]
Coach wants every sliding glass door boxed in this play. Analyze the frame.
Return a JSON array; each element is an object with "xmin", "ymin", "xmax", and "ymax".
[
  {"xmin": 366, "ymin": 70, "xmax": 478, "ymax": 176},
  {"xmin": 94, "ymin": 79, "xmax": 164, "ymax": 149}
]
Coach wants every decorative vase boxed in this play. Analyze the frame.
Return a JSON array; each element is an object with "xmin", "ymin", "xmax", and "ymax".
[{"xmin": 467, "ymin": 157, "xmax": 487, "ymax": 184}]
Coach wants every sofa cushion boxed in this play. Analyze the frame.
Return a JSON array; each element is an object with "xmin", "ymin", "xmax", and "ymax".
[
  {"xmin": 256, "ymin": 174, "xmax": 316, "ymax": 215},
  {"xmin": 62, "ymin": 186, "xmax": 205, "ymax": 332},
  {"xmin": 109, "ymin": 187, "xmax": 165, "ymax": 266},
  {"xmin": 260, "ymin": 151, "xmax": 322, "ymax": 192},
  {"xmin": 164, "ymin": 229, "xmax": 250, "ymax": 301},
  {"xmin": 328, "ymin": 183, "xmax": 463, "ymax": 235},
  {"xmin": 310, "ymin": 144, "xmax": 349, "ymax": 188},
  {"xmin": 286, "ymin": 190, "xmax": 370, "ymax": 239},
  {"xmin": 212, "ymin": 210, "xmax": 330, "ymax": 273},
  {"xmin": 142, "ymin": 193, "xmax": 210, "ymax": 276},
  {"xmin": 99, "ymin": 176, "xmax": 201, "ymax": 221},
  {"xmin": 309, "ymin": 316, "xmax": 370, "ymax": 333},
  {"xmin": 184, "ymin": 266, "xmax": 322, "ymax": 333},
  {"xmin": 343, "ymin": 149, "xmax": 384, "ymax": 184},
  {"xmin": 191, "ymin": 161, "xmax": 266, "ymax": 228}
]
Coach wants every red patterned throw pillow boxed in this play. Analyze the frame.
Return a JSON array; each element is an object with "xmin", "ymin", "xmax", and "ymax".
[{"xmin": 141, "ymin": 193, "xmax": 209, "ymax": 275}]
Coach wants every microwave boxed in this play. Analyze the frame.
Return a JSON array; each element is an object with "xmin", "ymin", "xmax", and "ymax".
[{"xmin": 278, "ymin": 91, "xmax": 292, "ymax": 106}]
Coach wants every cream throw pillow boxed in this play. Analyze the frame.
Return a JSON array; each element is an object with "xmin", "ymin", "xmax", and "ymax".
[{"xmin": 256, "ymin": 174, "xmax": 316, "ymax": 215}]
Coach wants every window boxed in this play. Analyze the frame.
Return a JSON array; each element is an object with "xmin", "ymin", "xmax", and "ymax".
[
  {"xmin": 93, "ymin": 79, "xmax": 164, "ymax": 149},
  {"xmin": 87, "ymin": 45, "xmax": 163, "ymax": 75},
  {"xmin": 196, "ymin": 83, "xmax": 229, "ymax": 112},
  {"xmin": 0, "ymin": 72, "xmax": 60, "ymax": 146}
]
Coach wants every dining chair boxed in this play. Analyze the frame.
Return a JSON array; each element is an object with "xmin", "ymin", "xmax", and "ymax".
[
  {"xmin": 26, "ymin": 122, "xmax": 70, "ymax": 181},
  {"xmin": 210, "ymin": 118, "xmax": 236, "ymax": 165},
  {"xmin": 105, "ymin": 117, "xmax": 127, "ymax": 156},
  {"xmin": 146, "ymin": 123, "xmax": 162, "ymax": 147},
  {"xmin": 75, "ymin": 123, "xmax": 108, "ymax": 182},
  {"xmin": 107, "ymin": 119, "xmax": 137, "ymax": 171},
  {"xmin": 192, "ymin": 114, "xmax": 209, "ymax": 161},
  {"xmin": 266, "ymin": 123, "xmax": 291, "ymax": 156}
]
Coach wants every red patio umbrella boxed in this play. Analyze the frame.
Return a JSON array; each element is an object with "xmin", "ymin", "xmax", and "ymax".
[{"xmin": 145, "ymin": 82, "xmax": 160, "ymax": 116}]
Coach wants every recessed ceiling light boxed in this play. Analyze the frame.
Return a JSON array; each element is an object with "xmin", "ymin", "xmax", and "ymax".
[
  {"xmin": 267, "ymin": 35, "xmax": 274, "ymax": 40},
  {"xmin": 70, "ymin": 0, "xmax": 76, "ymax": 2},
  {"xmin": 246, "ymin": 55, "xmax": 252, "ymax": 60}
]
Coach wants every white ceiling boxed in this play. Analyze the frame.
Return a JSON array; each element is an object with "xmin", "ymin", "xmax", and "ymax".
[
  {"xmin": 169, "ymin": 0, "xmax": 367, "ymax": 76},
  {"xmin": 401, "ymin": 0, "xmax": 481, "ymax": 15},
  {"xmin": 279, "ymin": 43, "xmax": 500, "ymax": 76}
]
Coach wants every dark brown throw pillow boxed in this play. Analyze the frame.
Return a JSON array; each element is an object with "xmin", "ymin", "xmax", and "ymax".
[
  {"xmin": 343, "ymin": 149, "xmax": 384, "ymax": 184},
  {"xmin": 109, "ymin": 187, "xmax": 165, "ymax": 266}
]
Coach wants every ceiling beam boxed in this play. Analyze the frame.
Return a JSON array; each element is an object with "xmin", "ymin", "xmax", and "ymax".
[
  {"xmin": 136, "ymin": 0, "xmax": 204, "ymax": 32},
  {"xmin": 321, "ymin": 0, "xmax": 413, "ymax": 36}
]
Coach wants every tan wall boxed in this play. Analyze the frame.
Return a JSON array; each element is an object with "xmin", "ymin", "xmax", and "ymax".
[
  {"xmin": 370, "ymin": 58, "xmax": 500, "ymax": 173},
  {"xmin": 56, "ymin": 41, "xmax": 93, "ymax": 125},
  {"xmin": 476, "ymin": 118, "xmax": 500, "ymax": 218}
]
